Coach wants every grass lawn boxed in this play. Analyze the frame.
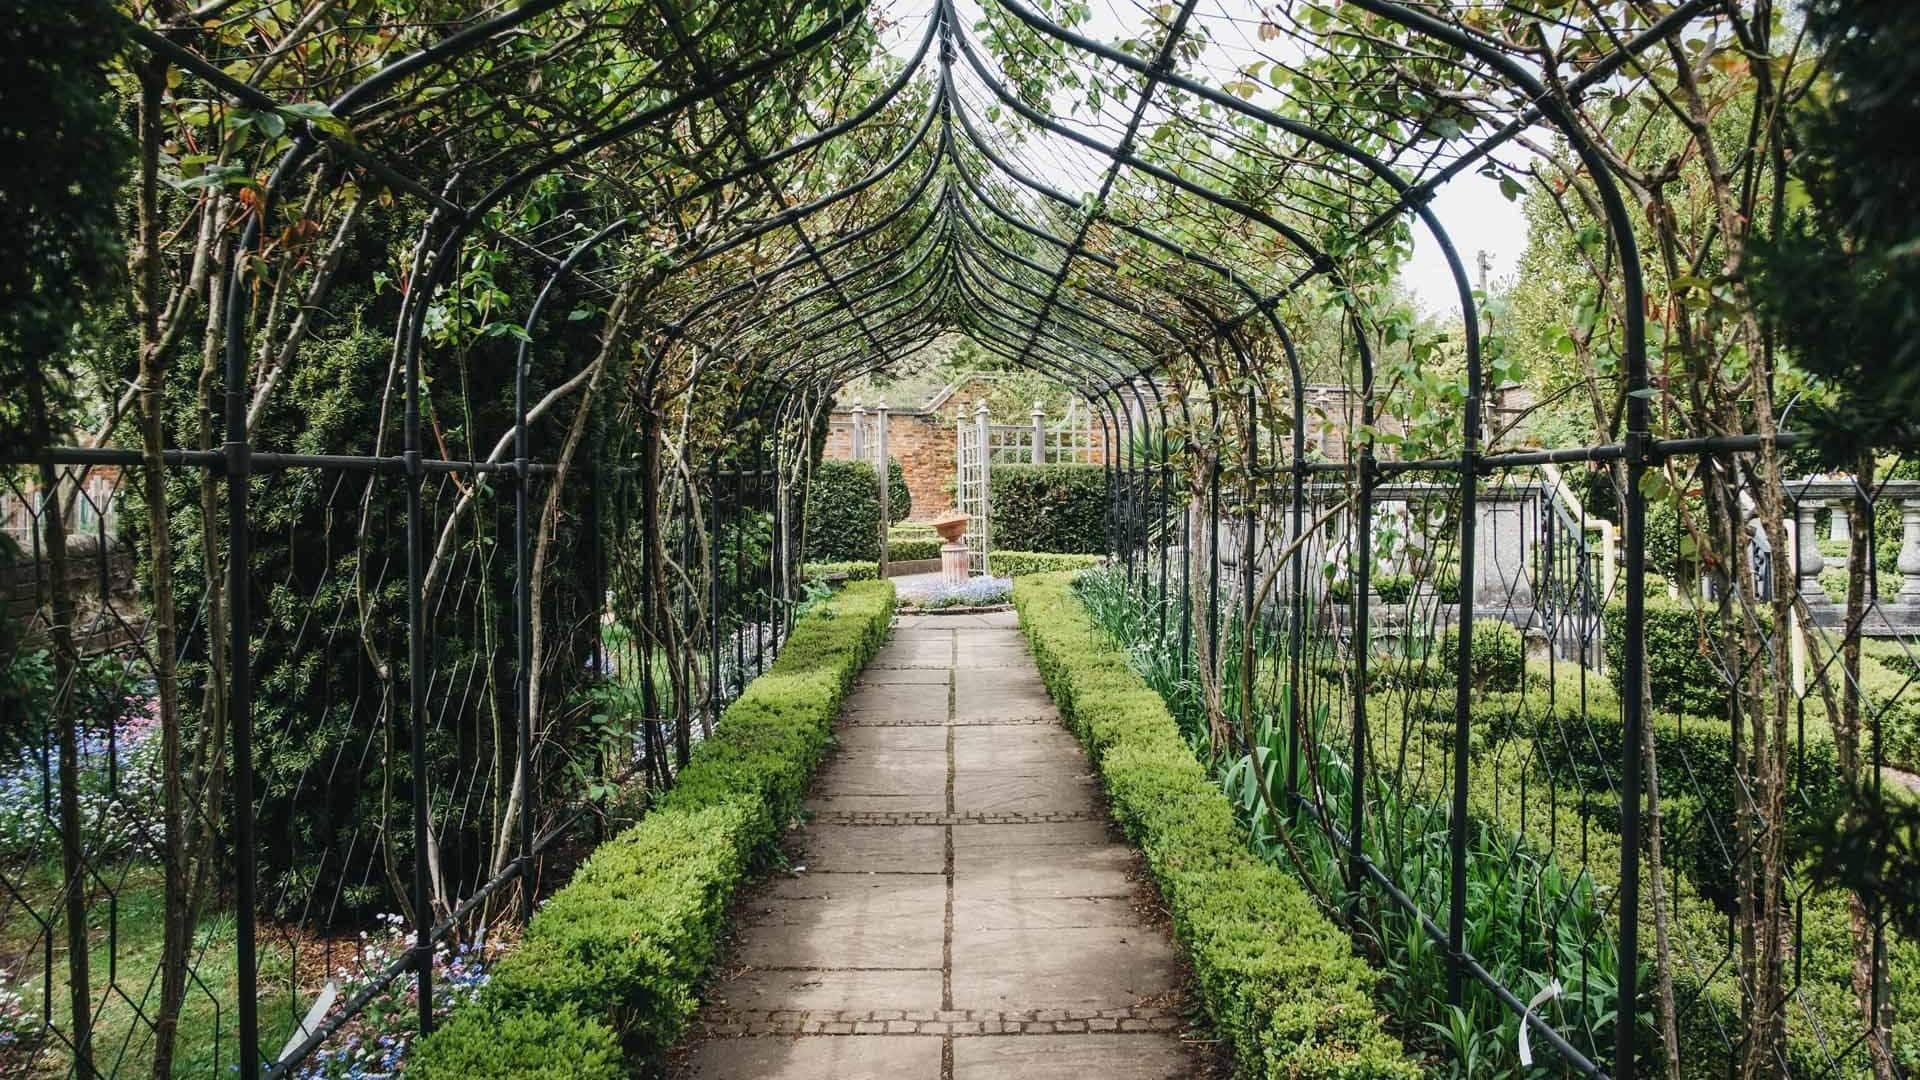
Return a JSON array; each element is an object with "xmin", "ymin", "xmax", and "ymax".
[{"xmin": 1, "ymin": 862, "xmax": 305, "ymax": 1078}]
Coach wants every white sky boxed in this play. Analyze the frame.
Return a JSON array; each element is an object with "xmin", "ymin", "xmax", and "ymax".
[{"xmin": 874, "ymin": 0, "xmax": 1530, "ymax": 317}]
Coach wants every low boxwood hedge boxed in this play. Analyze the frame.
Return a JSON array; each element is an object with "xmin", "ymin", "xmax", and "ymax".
[
  {"xmin": 1013, "ymin": 571, "xmax": 1417, "ymax": 1079},
  {"xmin": 887, "ymin": 537, "xmax": 942, "ymax": 562},
  {"xmin": 801, "ymin": 559, "xmax": 878, "ymax": 581},
  {"xmin": 988, "ymin": 550, "xmax": 1103, "ymax": 577},
  {"xmin": 410, "ymin": 580, "xmax": 896, "ymax": 1074}
]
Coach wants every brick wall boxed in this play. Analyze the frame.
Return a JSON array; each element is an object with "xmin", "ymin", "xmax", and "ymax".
[
  {"xmin": 826, "ymin": 379, "xmax": 1114, "ymax": 522},
  {"xmin": 4, "ymin": 534, "xmax": 143, "ymax": 656}
]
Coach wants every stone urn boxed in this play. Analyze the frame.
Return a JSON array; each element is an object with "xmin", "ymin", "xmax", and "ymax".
[
  {"xmin": 929, "ymin": 511, "xmax": 970, "ymax": 543},
  {"xmin": 929, "ymin": 511, "xmax": 971, "ymax": 583}
]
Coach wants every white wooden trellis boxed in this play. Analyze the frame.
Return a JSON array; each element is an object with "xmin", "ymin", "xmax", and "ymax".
[{"xmin": 956, "ymin": 399, "xmax": 990, "ymax": 574}]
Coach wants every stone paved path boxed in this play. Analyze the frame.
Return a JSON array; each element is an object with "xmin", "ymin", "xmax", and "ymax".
[{"xmin": 677, "ymin": 612, "xmax": 1206, "ymax": 1079}]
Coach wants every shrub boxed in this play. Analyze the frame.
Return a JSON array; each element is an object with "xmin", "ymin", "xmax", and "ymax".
[
  {"xmin": 408, "ymin": 1004, "xmax": 622, "ymax": 1080},
  {"xmin": 885, "ymin": 457, "xmax": 910, "ymax": 521},
  {"xmin": 987, "ymin": 550, "xmax": 1103, "ymax": 577},
  {"xmin": 1373, "ymin": 574, "xmax": 1415, "ymax": 604},
  {"xmin": 410, "ymin": 581, "xmax": 895, "ymax": 1074},
  {"xmin": 1439, "ymin": 619, "xmax": 1525, "ymax": 692},
  {"xmin": 1602, "ymin": 588, "xmax": 1768, "ymax": 720},
  {"xmin": 989, "ymin": 464, "xmax": 1106, "ymax": 553},
  {"xmin": 886, "ymin": 537, "xmax": 942, "ymax": 562},
  {"xmin": 1013, "ymin": 572, "xmax": 1417, "ymax": 1079},
  {"xmin": 804, "ymin": 460, "xmax": 881, "ymax": 561}
]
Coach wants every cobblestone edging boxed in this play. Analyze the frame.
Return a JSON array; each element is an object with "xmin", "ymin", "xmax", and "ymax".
[{"xmin": 699, "ymin": 1006, "xmax": 1183, "ymax": 1038}]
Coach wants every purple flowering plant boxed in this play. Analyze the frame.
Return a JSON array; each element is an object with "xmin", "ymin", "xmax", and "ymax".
[
  {"xmin": 293, "ymin": 913, "xmax": 499, "ymax": 1079},
  {"xmin": 915, "ymin": 576, "xmax": 1012, "ymax": 609}
]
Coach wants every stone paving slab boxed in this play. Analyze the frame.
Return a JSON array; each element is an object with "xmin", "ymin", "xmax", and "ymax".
[
  {"xmin": 707, "ymin": 968, "xmax": 944, "ymax": 1014},
  {"xmin": 842, "ymin": 683, "xmax": 951, "ymax": 721},
  {"xmin": 869, "ymin": 636, "xmax": 954, "ymax": 668},
  {"xmin": 681, "ymin": 1035, "xmax": 942, "ymax": 1078},
  {"xmin": 952, "ymin": 1034, "xmax": 1204, "ymax": 1079},
  {"xmin": 950, "ymin": 923, "xmax": 1180, "ymax": 1011},
  {"xmin": 816, "ymin": 750, "xmax": 948, "ymax": 795},
  {"xmin": 952, "ymin": 770, "xmax": 1102, "ymax": 816},
  {"xmin": 833, "ymin": 725, "xmax": 948, "ymax": 751},
  {"xmin": 953, "ymin": 895, "xmax": 1142, "ymax": 931},
  {"xmin": 677, "ymin": 614, "xmax": 1203, "ymax": 1079},
  {"xmin": 953, "ymin": 641, "xmax": 1033, "ymax": 668},
  {"xmin": 856, "ymin": 666, "xmax": 953, "ymax": 685},
  {"xmin": 952, "ymin": 724, "xmax": 1082, "ymax": 768},
  {"xmin": 789, "ymin": 823, "xmax": 945, "ymax": 874}
]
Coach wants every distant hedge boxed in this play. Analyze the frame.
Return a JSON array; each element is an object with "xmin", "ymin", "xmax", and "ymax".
[
  {"xmin": 989, "ymin": 464, "xmax": 1106, "ymax": 553},
  {"xmin": 803, "ymin": 459, "xmax": 909, "ymax": 561}
]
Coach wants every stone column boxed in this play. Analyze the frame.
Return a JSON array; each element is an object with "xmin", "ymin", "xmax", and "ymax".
[
  {"xmin": 1031, "ymin": 401, "xmax": 1046, "ymax": 465},
  {"xmin": 1830, "ymin": 499, "xmax": 1852, "ymax": 545},
  {"xmin": 1898, "ymin": 499, "xmax": 1920, "ymax": 606},
  {"xmin": 1473, "ymin": 492, "xmax": 1534, "ymax": 611},
  {"xmin": 849, "ymin": 400, "xmax": 866, "ymax": 462},
  {"xmin": 1792, "ymin": 496, "xmax": 1840, "ymax": 625}
]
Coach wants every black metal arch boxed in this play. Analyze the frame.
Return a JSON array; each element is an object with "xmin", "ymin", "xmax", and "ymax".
[{"xmin": 12, "ymin": 1, "xmax": 1800, "ymax": 1076}]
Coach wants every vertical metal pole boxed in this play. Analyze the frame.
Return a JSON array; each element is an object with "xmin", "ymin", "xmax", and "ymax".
[
  {"xmin": 1448, "ymin": 401, "xmax": 1482, "ymax": 1007},
  {"xmin": 1032, "ymin": 400, "xmax": 1045, "ymax": 465},
  {"xmin": 222, "ymin": 223, "xmax": 262, "ymax": 1080},
  {"xmin": 1617, "ymin": 403, "xmax": 1651, "ymax": 1080},
  {"xmin": 1288, "ymin": 454, "xmax": 1306, "ymax": 814},
  {"xmin": 1350, "ymin": 445, "xmax": 1373, "ymax": 886},
  {"xmin": 513, "ymin": 319, "xmax": 534, "ymax": 922},
  {"xmin": 876, "ymin": 400, "xmax": 891, "ymax": 578},
  {"xmin": 402, "ymin": 284, "xmax": 434, "ymax": 1042},
  {"xmin": 709, "ymin": 462, "xmax": 722, "ymax": 725}
]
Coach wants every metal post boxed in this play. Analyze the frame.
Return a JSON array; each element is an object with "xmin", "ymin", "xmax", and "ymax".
[
  {"xmin": 222, "ymin": 222, "xmax": 263, "ymax": 1080},
  {"xmin": 1350, "ymin": 445, "xmax": 1372, "ymax": 887},
  {"xmin": 1448, "ymin": 399, "xmax": 1482, "ymax": 1007},
  {"xmin": 876, "ymin": 399, "xmax": 890, "ymax": 578},
  {"xmin": 513, "ymin": 304, "xmax": 533, "ymax": 922},
  {"xmin": 403, "ymin": 301, "xmax": 433, "ymax": 1044}
]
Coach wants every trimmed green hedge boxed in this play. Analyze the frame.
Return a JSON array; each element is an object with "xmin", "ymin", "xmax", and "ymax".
[
  {"xmin": 410, "ymin": 580, "xmax": 896, "ymax": 1074},
  {"xmin": 1013, "ymin": 572, "xmax": 1417, "ymax": 1079},
  {"xmin": 409, "ymin": 1004, "xmax": 622, "ymax": 1080},
  {"xmin": 988, "ymin": 550, "xmax": 1104, "ymax": 577},
  {"xmin": 887, "ymin": 537, "xmax": 942, "ymax": 562},
  {"xmin": 990, "ymin": 464, "xmax": 1106, "ymax": 553},
  {"xmin": 1439, "ymin": 618, "xmax": 1525, "ymax": 692},
  {"xmin": 804, "ymin": 460, "xmax": 880, "ymax": 561},
  {"xmin": 1601, "ymin": 588, "xmax": 1759, "ymax": 719},
  {"xmin": 804, "ymin": 459, "xmax": 908, "ymax": 561}
]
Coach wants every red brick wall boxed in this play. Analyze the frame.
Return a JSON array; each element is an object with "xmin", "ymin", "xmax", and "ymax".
[{"xmin": 825, "ymin": 382, "xmax": 1115, "ymax": 522}]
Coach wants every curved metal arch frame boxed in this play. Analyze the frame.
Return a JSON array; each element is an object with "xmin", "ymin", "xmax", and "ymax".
[{"xmin": 93, "ymin": 0, "xmax": 1750, "ymax": 1074}]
